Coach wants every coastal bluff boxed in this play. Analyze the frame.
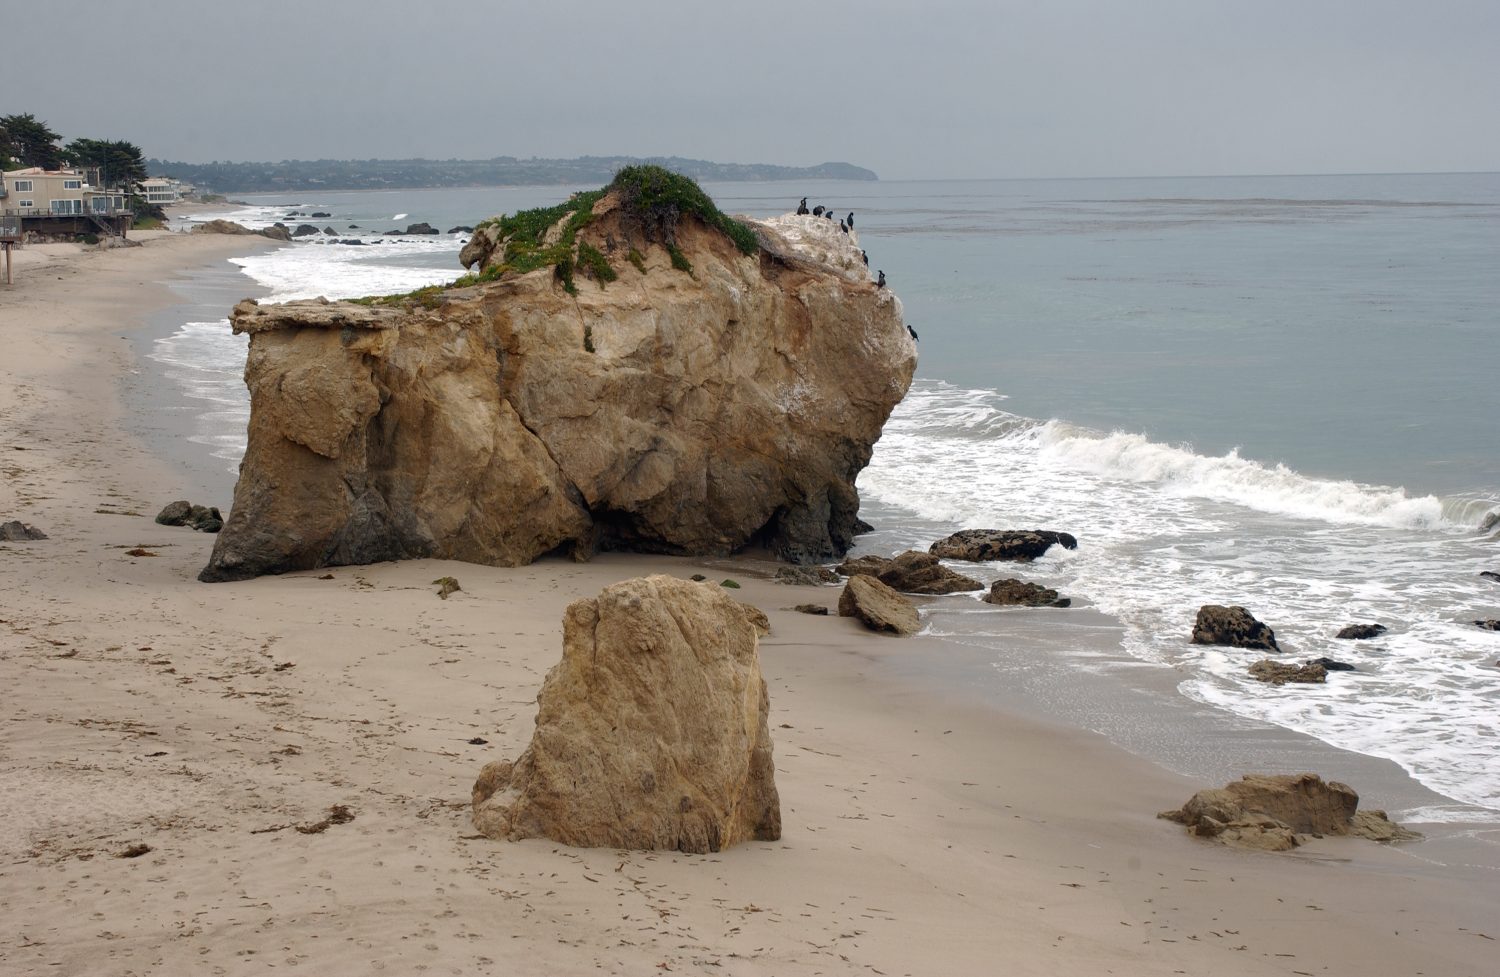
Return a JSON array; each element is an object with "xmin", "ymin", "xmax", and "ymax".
[{"xmin": 201, "ymin": 170, "xmax": 915, "ymax": 581}]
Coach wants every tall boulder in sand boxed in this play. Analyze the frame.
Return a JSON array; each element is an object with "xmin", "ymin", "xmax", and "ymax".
[
  {"xmin": 471, "ymin": 575, "xmax": 781, "ymax": 853},
  {"xmin": 201, "ymin": 168, "xmax": 915, "ymax": 581}
]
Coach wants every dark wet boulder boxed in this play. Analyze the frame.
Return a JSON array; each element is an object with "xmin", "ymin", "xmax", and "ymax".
[
  {"xmin": 983, "ymin": 578, "xmax": 1070, "ymax": 607},
  {"xmin": 852, "ymin": 518, "xmax": 874, "ymax": 535},
  {"xmin": 404, "ymin": 222, "xmax": 439, "ymax": 235},
  {"xmin": 0, "ymin": 520, "xmax": 48, "ymax": 541},
  {"xmin": 1308, "ymin": 657, "xmax": 1356, "ymax": 671},
  {"xmin": 310, "ymin": 212, "xmax": 331, "ymax": 218},
  {"xmin": 261, "ymin": 225, "xmax": 292, "ymax": 242},
  {"xmin": 446, "ymin": 225, "xmax": 475, "ymax": 234},
  {"xmin": 1191, "ymin": 605, "xmax": 1280, "ymax": 651},
  {"xmin": 928, "ymin": 529, "xmax": 1077, "ymax": 563},
  {"xmin": 156, "ymin": 501, "xmax": 223, "ymax": 533},
  {"xmin": 838, "ymin": 575, "xmax": 920, "ymax": 636},
  {"xmin": 1248, "ymin": 659, "xmax": 1326, "ymax": 685},
  {"xmin": 792, "ymin": 603, "xmax": 829, "ymax": 615},
  {"xmin": 1336, "ymin": 623, "xmax": 1387, "ymax": 640},
  {"xmin": 1480, "ymin": 570, "xmax": 1500, "ymax": 583},
  {"xmin": 836, "ymin": 554, "xmax": 890, "ymax": 577},
  {"xmin": 291, "ymin": 223, "xmax": 321, "ymax": 237},
  {"xmin": 323, "ymin": 226, "xmax": 338, "ymax": 235},
  {"xmin": 1475, "ymin": 620, "xmax": 1500, "ymax": 631}
]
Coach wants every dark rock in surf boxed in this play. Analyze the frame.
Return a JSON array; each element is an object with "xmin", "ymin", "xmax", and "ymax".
[
  {"xmin": 852, "ymin": 518, "xmax": 874, "ymax": 535},
  {"xmin": 1480, "ymin": 570, "xmax": 1500, "ymax": 583},
  {"xmin": 404, "ymin": 222, "xmax": 439, "ymax": 235},
  {"xmin": 447, "ymin": 225, "xmax": 475, "ymax": 234},
  {"xmin": 835, "ymin": 551, "xmax": 983, "ymax": 595},
  {"xmin": 1192, "ymin": 605, "xmax": 1280, "ymax": 652},
  {"xmin": 310, "ymin": 212, "xmax": 331, "ymax": 218},
  {"xmin": 983, "ymin": 578, "xmax": 1070, "ymax": 608},
  {"xmin": 1335, "ymin": 623, "xmax": 1387, "ymax": 640},
  {"xmin": 1248, "ymin": 659, "xmax": 1326, "ymax": 685},
  {"xmin": 928, "ymin": 529, "xmax": 1078, "ymax": 563},
  {"xmin": 291, "ymin": 224, "xmax": 321, "ymax": 238},
  {"xmin": 1308, "ymin": 657, "xmax": 1356, "ymax": 671},
  {"xmin": 1474, "ymin": 619, "xmax": 1500, "ymax": 631}
]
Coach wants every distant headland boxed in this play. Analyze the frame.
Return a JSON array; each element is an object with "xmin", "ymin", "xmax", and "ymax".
[{"xmin": 143, "ymin": 155, "xmax": 879, "ymax": 194}]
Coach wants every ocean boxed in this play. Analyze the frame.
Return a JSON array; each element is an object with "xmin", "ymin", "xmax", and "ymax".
[{"xmin": 157, "ymin": 173, "xmax": 1500, "ymax": 818}]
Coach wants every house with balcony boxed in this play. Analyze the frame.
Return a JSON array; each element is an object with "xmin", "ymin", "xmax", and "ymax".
[{"xmin": 1, "ymin": 168, "xmax": 133, "ymax": 238}]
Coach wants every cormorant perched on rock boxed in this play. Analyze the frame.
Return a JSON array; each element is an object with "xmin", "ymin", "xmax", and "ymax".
[
  {"xmin": 796, "ymin": 197, "xmax": 809, "ymax": 215},
  {"xmin": 839, "ymin": 219, "xmax": 849, "ymax": 233},
  {"xmin": 860, "ymin": 250, "xmax": 868, "ymax": 266},
  {"xmin": 812, "ymin": 205, "xmax": 825, "ymax": 217},
  {"xmin": 876, "ymin": 270, "xmax": 886, "ymax": 288},
  {"xmin": 906, "ymin": 324, "xmax": 919, "ymax": 341},
  {"xmin": 825, "ymin": 210, "xmax": 835, "ymax": 220},
  {"xmin": 847, "ymin": 212, "xmax": 854, "ymax": 228}
]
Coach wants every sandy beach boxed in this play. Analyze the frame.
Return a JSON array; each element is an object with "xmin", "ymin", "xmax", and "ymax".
[{"xmin": 2, "ymin": 229, "xmax": 1497, "ymax": 976}]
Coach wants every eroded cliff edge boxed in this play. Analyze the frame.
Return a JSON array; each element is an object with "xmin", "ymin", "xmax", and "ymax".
[{"xmin": 200, "ymin": 170, "xmax": 915, "ymax": 582}]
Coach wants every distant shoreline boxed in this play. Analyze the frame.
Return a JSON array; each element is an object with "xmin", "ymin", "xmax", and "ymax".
[{"xmin": 148, "ymin": 155, "xmax": 879, "ymax": 195}]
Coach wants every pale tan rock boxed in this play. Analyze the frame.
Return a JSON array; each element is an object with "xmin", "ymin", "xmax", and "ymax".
[
  {"xmin": 1159, "ymin": 773, "xmax": 1420, "ymax": 850},
  {"xmin": 202, "ymin": 192, "xmax": 915, "ymax": 581},
  {"xmin": 837, "ymin": 551, "xmax": 983, "ymax": 595},
  {"xmin": 471, "ymin": 575, "xmax": 780, "ymax": 853},
  {"xmin": 1248, "ymin": 659, "xmax": 1326, "ymax": 685},
  {"xmin": 838, "ymin": 574, "xmax": 921, "ymax": 635}
]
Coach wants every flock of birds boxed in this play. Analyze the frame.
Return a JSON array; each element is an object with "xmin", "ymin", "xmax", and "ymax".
[{"xmin": 794, "ymin": 198, "xmax": 914, "ymax": 342}]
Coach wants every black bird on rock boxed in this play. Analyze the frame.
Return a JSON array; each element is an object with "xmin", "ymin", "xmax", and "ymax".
[
  {"xmin": 860, "ymin": 249, "xmax": 868, "ymax": 266},
  {"xmin": 907, "ymin": 324, "xmax": 919, "ymax": 341},
  {"xmin": 797, "ymin": 197, "xmax": 809, "ymax": 215},
  {"xmin": 825, "ymin": 210, "xmax": 835, "ymax": 220},
  {"xmin": 812, "ymin": 205, "xmax": 825, "ymax": 217},
  {"xmin": 847, "ymin": 212, "xmax": 854, "ymax": 228},
  {"xmin": 839, "ymin": 219, "xmax": 849, "ymax": 233},
  {"xmin": 876, "ymin": 270, "xmax": 886, "ymax": 288}
]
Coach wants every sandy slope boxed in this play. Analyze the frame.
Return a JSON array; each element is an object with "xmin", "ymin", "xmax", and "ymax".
[{"xmin": 1, "ymin": 232, "xmax": 1496, "ymax": 977}]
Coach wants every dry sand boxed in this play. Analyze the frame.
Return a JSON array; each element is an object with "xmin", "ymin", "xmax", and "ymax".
[{"xmin": 1, "ymin": 231, "xmax": 1497, "ymax": 976}]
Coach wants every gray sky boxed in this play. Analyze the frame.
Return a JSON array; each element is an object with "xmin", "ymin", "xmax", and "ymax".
[{"xmin": 5, "ymin": 0, "xmax": 1496, "ymax": 179}]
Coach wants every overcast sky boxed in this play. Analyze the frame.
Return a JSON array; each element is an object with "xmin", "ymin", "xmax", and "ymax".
[{"xmin": 5, "ymin": 0, "xmax": 1496, "ymax": 180}]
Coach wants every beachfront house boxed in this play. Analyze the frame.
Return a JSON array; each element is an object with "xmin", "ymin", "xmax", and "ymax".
[
  {"xmin": 0, "ymin": 167, "xmax": 129, "ymax": 216},
  {"xmin": 140, "ymin": 177, "xmax": 191, "ymax": 205}
]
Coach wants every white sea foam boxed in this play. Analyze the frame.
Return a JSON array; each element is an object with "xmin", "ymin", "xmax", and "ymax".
[{"xmin": 861, "ymin": 379, "xmax": 1500, "ymax": 816}]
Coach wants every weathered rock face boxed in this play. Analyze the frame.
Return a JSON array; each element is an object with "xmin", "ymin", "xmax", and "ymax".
[
  {"xmin": 983, "ymin": 578, "xmax": 1071, "ymax": 607},
  {"xmin": 836, "ymin": 550, "xmax": 983, "ymax": 595},
  {"xmin": 928, "ymin": 529, "xmax": 1077, "ymax": 563},
  {"xmin": 471, "ymin": 575, "xmax": 780, "ymax": 853},
  {"xmin": 1248, "ymin": 659, "xmax": 1326, "ymax": 685},
  {"xmin": 1191, "ymin": 605, "xmax": 1280, "ymax": 651},
  {"xmin": 1159, "ymin": 773, "xmax": 1419, "ymax": 851},
  {"xmin": 201, "ymin": 192, "xmax": 915, "ymax": 581},
  {"xmin": 838, "ymin": 574, "xmax": 921, "ymax": 635}
]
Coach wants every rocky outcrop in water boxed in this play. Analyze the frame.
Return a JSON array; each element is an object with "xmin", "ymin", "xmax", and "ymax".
[
  {"xmin": 928, "ymin": 529, "xmax": 1077, "ymax": 563},
  {"xmin": 1191, "ymin": 604, "xmax": 1280, "ymax": 651},
  {"xmin": 1335, "ymin": 623, "xmax": 1387, "ymax": 640},
  {"xmin": 471, "ymin": 575, "xmax": 780, "ymax": 853},
  {"xmin": 983, "ymin": 578, "xmax": 1071, "ymax": 607},
  {"xmin": 191, "ymin": 219, "xmax": 292, "ymax": 241},
  {"xmin": 1159, "ymin": 773, "xmax": 1419, "ymax": 851},
  {"xmin": 200, "ymin": 170, "xmax": 914, "ymax": 581},
  {"xmin": 1248, "ymin": 659, "xmax": 1326, "ymax": 684},
  {"xmin": 836, "ymin": 550, "xmax": 983, "ymax": 595}
]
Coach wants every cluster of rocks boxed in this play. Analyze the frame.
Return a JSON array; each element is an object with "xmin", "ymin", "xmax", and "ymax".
[
  {"xmin": 928, "ymin": 529, "xmax": 1077, "ymax": 562},
  {"xmin": 0, "ymin": 520, "xmax": 48, "ymax": 541},
  {"xmin": 191, "ymin": 219, "xmax": 291, "ymax": 242},
  {"xmin": 1191, "ymin": 605, "xmax": 1390, "ymax": 684},
  {"xmin": 385, "ymin": 222, "xmax": 438, "ymax": 235},
  {"xmin": 155, "ymin": 501, "xmax": 224, "ymax": 534},
  {"xmin": 1159, "ymin": 773, "xmax": 1419, "ymax": 851}
]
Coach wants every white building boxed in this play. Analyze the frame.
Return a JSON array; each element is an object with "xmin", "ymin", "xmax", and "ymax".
[{"xmin": 140, "ymin": 177, "xmax": 191, "ymax": 204}]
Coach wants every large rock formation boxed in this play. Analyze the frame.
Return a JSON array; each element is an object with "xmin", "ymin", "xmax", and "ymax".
[
  {"xmin": 201, "ymin": 171, "xmax": 915, "ymax": 581},
  {"xmin": 471, "ymin": 575, "xmax": 780, "ymax": 853},
  {"xmin": 1159, "ymin": 773, "xmax": 1419, "ymax": 851}
]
